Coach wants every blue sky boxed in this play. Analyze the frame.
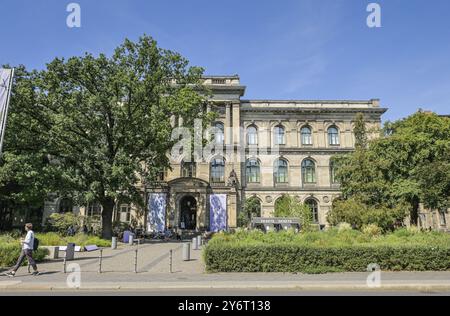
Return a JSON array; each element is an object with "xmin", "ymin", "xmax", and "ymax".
[{"xmin": 1, "ymin": 0, "xmax": 449, "ymax": 121}]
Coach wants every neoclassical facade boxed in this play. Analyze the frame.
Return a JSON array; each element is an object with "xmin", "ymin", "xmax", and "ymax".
[{"xmin": 43, "ymin": 75, "xmax": 392, "ymax": 232}]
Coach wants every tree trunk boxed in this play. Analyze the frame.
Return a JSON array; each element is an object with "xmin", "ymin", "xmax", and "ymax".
[
  {"xmin": 101, "ymin": 197, "xmax": 115, "ymax": 239},
  {"xmin": 410, "ymin": 197, "xmax": 420, "ymax": 226}
]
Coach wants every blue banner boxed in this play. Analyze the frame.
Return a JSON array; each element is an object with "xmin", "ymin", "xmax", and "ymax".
[
  {"xmin": 147, "ymin": 193, "xmax": 166, "ymax": 232},
  {"xmin": 210, "ymin": 194, "xmax": 227, "ymax": 232}
]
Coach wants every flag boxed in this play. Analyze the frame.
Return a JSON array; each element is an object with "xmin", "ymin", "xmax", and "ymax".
[{"xmin": 0, "ymin": 68, "xmax": 14, "ymax": 153}]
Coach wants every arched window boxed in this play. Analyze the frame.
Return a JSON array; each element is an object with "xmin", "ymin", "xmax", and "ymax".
[
  {"xmin": 330, "ymin": 160, "xmax": 338, "ymax": 184},
  {"xmin": 274, "ymin": 125, "xmax": 285, "ymax": 145},
  {"xmin": 328, "ymin": 126, "xmax": 340, "ymax": 145},
  {"xmin": 59, "ymin": 198, "xmax": 73, "ymax": 213},
  {"xmin": 210, "ymin": 157, "xmax": 225, "ymax": 183},
  {"xmin": 181, "ymin": 161, "xmax": 196, "ymax": 178},
  {"xmin": 274, "ymin": 159, "xmax": 288, "ymax": 184},
  {"xmin": 247, "ymin": 126, "xmax": 258, "ymax": 145},
  {"xmin": 214, "ymin": 122, "xmax": 224, "ymax": 144},
  {"xmin": 246, "ymin": 159, "xmax": 260, "ymax": 183},
  {"xmin": 301, "ymin": 126, "xmax": 312, "ymax": 145},
  {"xmin": 302, "ymin": 159, "xmax": 316, "ymax": 184},
  {"xmin": 305, "ymin": 199, "xmax": 319, "ymax": 223}
]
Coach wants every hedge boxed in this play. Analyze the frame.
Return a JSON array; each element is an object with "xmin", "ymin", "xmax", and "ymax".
[
  {"xmin": 203, "ymin": 244, "xmax": 450, "ymax": 274},
  {"xmin": 0, "ymin": 245, "xmax": 49, "ymax": 269}
]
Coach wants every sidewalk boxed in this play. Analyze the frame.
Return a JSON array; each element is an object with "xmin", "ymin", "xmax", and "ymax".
[
  {"xmin": 1, "ymin": 272, "xmax": 450, "ymax": 292},
  {"xmin": 1, "ymin": 241, "xmax": 449, "ymax": 292}
]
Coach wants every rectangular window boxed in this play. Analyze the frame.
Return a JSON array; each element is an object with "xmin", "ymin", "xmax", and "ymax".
[
  {"xmin": 302, "ymin": 134, "xmax": 312, "ymax": 145},
  {"xmin": 439, "ymin": 210, "xmax": 447, "ymax": 226},
  {"xmin": 88, "ymin": 203, "xmax": 102, "ymax": 217},
  {"xmin": 120, "ymin": 205, "xmax": 131, "ymax": 223}
]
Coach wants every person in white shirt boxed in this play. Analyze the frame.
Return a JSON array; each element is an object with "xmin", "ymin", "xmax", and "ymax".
[{"xmin": 5, "ymin": 223, "xmax": 40, "ymax": 277}]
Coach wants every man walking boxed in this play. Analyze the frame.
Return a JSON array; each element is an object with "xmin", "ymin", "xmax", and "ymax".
[{"xmin": 5, "ymin": 223, "xmax": 40, "ymax": 277}]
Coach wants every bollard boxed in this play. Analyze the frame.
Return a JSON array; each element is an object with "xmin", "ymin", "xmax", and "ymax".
[
  {"xmin": 111, "ymin": 237, "xmax": 117, "ymax": 250},
  {"xmin": 134, "ymin": 248, "xmax": 138, "ymax": 273},
  {"xmin": 192, "ymin": 237, "xmax": 198, "ymax": 250},
  {"xmin": 98, "ymin": 249, "xmax": 103, "ymax": 273},
  {"xmin": 169, "ymin": 249, "xmax": 173, "ymax": 273},
  {"xmin": 128, "ymin": 234, "xmax": 134, "ymax": 245},
  {"xmin": 63, "ymin": 257, "xmax": 67, "ymax": 274},
  {"xmin": 182, "ymin": 242, "xmax": 191, "ymax": 261},
  {"xmin": 197, "ymin": 235, "xmax": 202, "ymax": 248}
]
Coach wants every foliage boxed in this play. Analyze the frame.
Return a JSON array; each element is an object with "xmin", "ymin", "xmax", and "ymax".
[
  {"xmin": 327, "ymin": 198, "xmax": 407, "ymax": 231},
  {"xmin": 238, "ymin": 197, "xmax": 261, "ymax": 228},
  {"xmin": 0, "ymin": 239, "xmax": 48, "ymax": 268},
  {"xmin": 44, "ymin": 213, "xmax": 85, "ymax": 235},
  {"xmin": 0, "ymin": 66, "xmax": 70, "ymax": 229},
  {"xmin": 274, "ymin": 195, "xmax": 314, "ymax": 231},
  {"xmin": 334, "ymin": 112, "xmax": 450, "ymax": 225},
  {"xmin": 203, "ymin": 230, "xmax": 450, "ymax": 273},
  {"xmin": 362, "ymin": 224, "xmax": 382, "ymax": 237},
  {"xmin": 5, "ymin": 35, "xmax": 211, "ymax": 239},
  {"xmin": 35, "ymin": 232, "xmax": 111, "ymax": 248}
]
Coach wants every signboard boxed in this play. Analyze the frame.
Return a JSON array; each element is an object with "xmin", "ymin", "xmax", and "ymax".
[
  {"xmin": 251, "ymin": 218, "xmax": 301, "ymax": 225},
  {"xmin": 209, "ymin": 194, "xmax": 227, "ymax": 232},
  {"xmin": 147, "ymin": 193, "xmax": 167, "ymax": 232}
]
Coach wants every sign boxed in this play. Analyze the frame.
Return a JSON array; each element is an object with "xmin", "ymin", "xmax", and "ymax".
[
  {"xmin": 0, "ymin": 68, "xmax": 14, "ymax": 154},
  {"xmin": 209, "ymin": 194, "xmax": 227, "ymax": 232},
  {"xmin": 147, "ymin": 193, "xmax": 167, "ymax": 232},
  {"xmin": 251, "ymin": 218, "xmax": 301, "ymax": 225}
]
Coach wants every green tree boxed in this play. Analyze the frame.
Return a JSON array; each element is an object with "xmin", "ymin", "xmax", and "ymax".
[
  {"xmin": 354, "ymin": 112, "xmax": 368, "ymax": 149},
  {"xmin": 0, "ymin": 66, "xmax": 69, "ymax": 229},
  {"xmin": 25, "ymin": 35, "xmax": 209, "ymax": 238},
  {"xmin": 238, "ymin": 197, "xmax": 261, "ymax": 228},
  {"xmin": 274, "ymin": 195, "xmax": 313, "ymax": 230},
  {"xmin": 333, "ymin": 111, "xmax": 450, "ymax": 225}
]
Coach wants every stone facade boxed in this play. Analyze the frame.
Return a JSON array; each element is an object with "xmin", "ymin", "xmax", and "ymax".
[{"xmin": 43, "ymin": 75, "xmax": 393, "ymax": 231}]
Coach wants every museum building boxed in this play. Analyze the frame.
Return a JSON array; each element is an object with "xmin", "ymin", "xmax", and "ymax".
[{"xmin": 42, "ymin": 75, "xmax": 403, "ymax": 232}]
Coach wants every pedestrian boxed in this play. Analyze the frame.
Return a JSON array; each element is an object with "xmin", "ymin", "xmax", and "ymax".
[{"xmin": 4, "ymin": 223, "xmax": 40, "ymax": 277}]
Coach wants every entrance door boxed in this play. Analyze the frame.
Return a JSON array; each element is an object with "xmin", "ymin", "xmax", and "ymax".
[{"xmin": 180, "ymin": 196, "xmax": 197, "ymax": 230}]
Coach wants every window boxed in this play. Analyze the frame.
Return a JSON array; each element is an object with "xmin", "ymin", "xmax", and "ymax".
[
  {"xmin": 246, "ymin": 159, "xmax": 260, "ymax": 183},
  {"xmin": 119, "ymin": 205, "xmax": 131, "ymax": 223},
  {"xmin": 439, "ymin": 209, "xmax": 447, "ymax": 226},
  {"xmin": 214, "ymin": 122, "xmax": 224, "ymax": 145},
  {"xmin": 247, "ymin": 126, "xmax": 258, "ymax": 145},
  {"xmin": 274, "ymin": 159, "xmax": 288, "ymax": 184},
  {"xmin": 210, "ymin": 157, "xmax": 225, "ymax": 183},
  {"xmin": 301, "ymin": 126, "xmax": 312, "ymax": 145},
  {"xmin": 156, "ymin": 168, "xmax": 167, "ymax": 181},
  {"xmin": 87, "ymin": 203, "xmax": 102, "ymax": 217},
  {"xmin": 328, "ymin": 126, "xmax": 340, "ymax": 145},
  {"xmin": 212, "ymin": 78, "xmax": 226, "ymax": 85},
  {"xmin": 58, "ymin": 198, "xmax": 73, "ymax": 213},
  {"xmin": 274, "ymin": 125, "xmax": 285, "ymax": 145},
  {"xmin": 181, "ymin": 161, "xmax": 196, "ymax": 178},
  {"xmin": 330, "ymin": 160, "xmax": 338, "ymax": 184},
  {"xmin": 305, "ymin": 199, "xmax": 319, "ymax": 223},
  {"xmin": 302, "ymin": 159, "xmax": 316, "ymax": 184}
]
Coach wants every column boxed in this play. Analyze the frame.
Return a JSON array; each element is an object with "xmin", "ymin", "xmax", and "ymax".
[{"xmin": 225, "ymin": 103, "xmax": 232, "ymax": 145}]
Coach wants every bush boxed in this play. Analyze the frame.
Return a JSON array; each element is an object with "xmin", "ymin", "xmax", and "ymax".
[
  {"xmin": 0, "ymin": 243, "xmax": 48, "ymax": 268},
  {"xmin": 44, "ymin": 213, "xmax": 84, "ymax": 235},
  {"xmin": 203, "ymin": 230, "xmax": 450, "ymax": 273},
  {"xmin": 35, "ymin": 233, "xmax": 111, "ymax": 247},
  {"xmin": 327, "ymin": 198, "xmax": 407, "ymax": 232},
  {"xmin": 337, "ymin": 222, "xmax": 352, "ymax": 232},
  {"xmin": 362, "ymin": 224, "xmax": 382, "ymax": 237}
]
